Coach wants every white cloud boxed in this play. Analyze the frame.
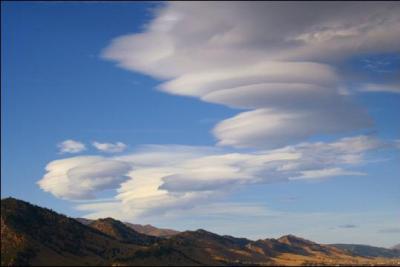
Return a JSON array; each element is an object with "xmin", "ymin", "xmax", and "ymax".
[
  {"xmin": 39, "ymin": 135, "xmax": 391, "ymax": 220},
  {"xmin": 37, "ymin": 156, "xmax": 132, "ymax": 200},
  {"xmin": 359, "ymin": 83, "xmax": 400, "ymax": 94},
  {"xmin": 102, "ymin": 2, "xmax": 399, "ymax": 148},
  {"xmin": 213, "ymin": 108, "xmax": 371, "ymax": 148},
  {"xmin": 160, "ymin": 62, "xmax": 337, "ymax": 99},
  {"xmin": 37, "ymin": 4, "xmax": 399, "ymax": 240},
  {"xmin": 57, "ymin": 140, "xmax": 86, "ymax": 154},
  {"xmin": 92, "ymin": 141, "xmax": 127, "ymax": 153},
  {"xmin": 290, "ymin": 167, "xmax": 366, "ymax": 181}
]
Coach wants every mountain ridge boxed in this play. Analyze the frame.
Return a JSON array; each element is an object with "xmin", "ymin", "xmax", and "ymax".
[
  {"xmin": 2, "ymin": 197, "xmax": 399, "ymax": 266},
  {"xmin": 76, "ymin": 217, "xmax": 180, "ymax": 238},
  {"xmin": 88, "ymin": 217, "xmax": 159, "ymax": 245},
  {"xmin": 331, "ymin": 244, "xmax": 400, "ymax": 259}
]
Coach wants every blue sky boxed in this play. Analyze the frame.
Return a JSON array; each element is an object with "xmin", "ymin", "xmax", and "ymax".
[{"xmin": 2, "ymin": 2, "xmax": 399, "ymax": 247}]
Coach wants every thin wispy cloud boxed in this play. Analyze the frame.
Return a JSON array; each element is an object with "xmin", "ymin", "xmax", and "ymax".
[
  {"xmin": 92, "ymin": 141, "xmax": 127, "ymax": 153},
  {"xmin": 379, "ymin": 228, "xmax": 400, "ymax": 234},
  {"xmin": 359, "ymin": 83, "xmax": 400, "ymax": 94},
  {"xmin": 338, "ymin": 224, "xmax": 358, "ymax": 229},
  {"xmin": 290, "ymin": 168, "xmax": 366, "ymax": 181}
]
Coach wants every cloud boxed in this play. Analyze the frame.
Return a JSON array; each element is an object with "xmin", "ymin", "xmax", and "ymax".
[
  {"xmin": 290, "ymin": 168, "xmax": 366, "ymax": 181},
  {"xmin": 395, "ymin": 140, "xmax": 400, "ymax": 149},
  {"xmin": 359, "ymin": 83, "xmax": 400, "ymax": 94},
  {"xmin": 57, "ymin": 140, "xmax": 86, "ymax": 154},
  {"xmin": 338, "ymin": 224, "xmax": 358, "ymax": 229},
  {"xmin": 362, "ymin": 56, "xmax": 400, "ymax": 73},
  {"xmin": 213, "ymin": 108, "xmax": 371, "ymax": 148},
  {"xmin": 37, "ymin": 156, "xmax": 132, "ymax": 200},
  {"xmin": 92, "ymin": 141, "xmax": 127, "ymax": 153},
  {"xmin": 39, "ymin": 3, "xmax": 399, "ymax": 227},
  {"xmin": 379, "ymin": 227, "xmax": 400, "ymax": 234},
  {"xmin": 39, "ymin": 135, "xmax": 391, "ymax": 220},
  {"xmin": 102, "ymin": 2, "xmax": 399, "ymax": 148}
]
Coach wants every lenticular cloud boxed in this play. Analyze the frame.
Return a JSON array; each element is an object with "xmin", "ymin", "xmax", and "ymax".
[
  {"xmin": 38, "ymin": 156, "xmax": 132, "ymax": 200},
  {"xmin": 38, "ymin": 136, "xmax": 389, "ymax": 219},
  {"xmin": 37, "ymin": 2, "xmax": 400, "ymax": 220},
  {"xmin": 103, "ymin": 2, "xmax": 400, "ymax": 148}
]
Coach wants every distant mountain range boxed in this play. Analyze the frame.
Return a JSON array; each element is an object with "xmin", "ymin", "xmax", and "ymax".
[
  {"xmin": 331, "ymin": 244, "xmax": 400, "ymax": 259},
  {"xmin": 76, "ymin": 217, "xmax": 180, "ymax": 238},
  {"xmin": 2, "ymin": 197, "xmax": 399, "ymax": 266}
]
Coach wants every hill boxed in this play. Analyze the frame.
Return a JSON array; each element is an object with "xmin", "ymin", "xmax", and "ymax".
[
  {"xmin": 331, "ymin": 244, "xmax": 400, "ymax": 258},
  {"xmin": 2, "ymin": 197, "xmax": 399, "ymax": 266},
  {"xmin": 124, "ymin": 222, "xmax": 180, "ymax": 237},
  {"xmin": 1, "ymin": 197, "xmax": 144, "ymax": 266},
  {"xmin": 76, "ymin": 217, "xmax": 179, "ymax": 238},
  {"xmin": 88, "ymin": 218, "xmax": 159, "ymax": 245}
]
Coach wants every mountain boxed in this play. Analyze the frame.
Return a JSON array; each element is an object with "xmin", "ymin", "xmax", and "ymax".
[
  {"xmin": 88, "ymin": 218, "xmax": 159, "ymax": 245},
  {"xmin": 76, "ymin": 217, "xmax": 180, "ymax": 238},
  {"xmin": 124, "ymin": 222, "xmax": 180, "ymax": 238},
  {"xmin": 2, "ymin": 197, "xmax": 399, "ymax": 266},
  {"xmin": 393, "ymin": 244, "xmax": 400, "ymax": 251},
  {"xmin": 75, "ymin": 218, "xmax": 92, "ymax": 225},
  {"xmin": 331, "ymin": 244, "xmax": 400, "ymax": 258},
  {"xmin": 114, "ymin": 229, "xmax": 400, "ymax": 265},
  {"xmin": 1, "ymin": 197, "xmax": 145, "ymax": 266}
]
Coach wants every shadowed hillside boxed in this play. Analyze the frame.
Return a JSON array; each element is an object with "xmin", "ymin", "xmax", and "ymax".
[
  {"xmin": 1, "ymin": 198, "xmax": 146, "ymax": 266},
  {"xmin": 124, "ymin": 222, "xmax": 180, "ymax": 238},
  {"xmin": 2, "ymin": 197, "xmax": 399, "ymax": 266},
  {"xmin": 88, "ymin": 218, "xmax": 159, "ymax": 245}
]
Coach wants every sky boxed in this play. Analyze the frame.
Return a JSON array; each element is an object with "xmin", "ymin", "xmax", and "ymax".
[{"xmin": 1, "ymin": 2, "xmax": 400, "ymax": 247}]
